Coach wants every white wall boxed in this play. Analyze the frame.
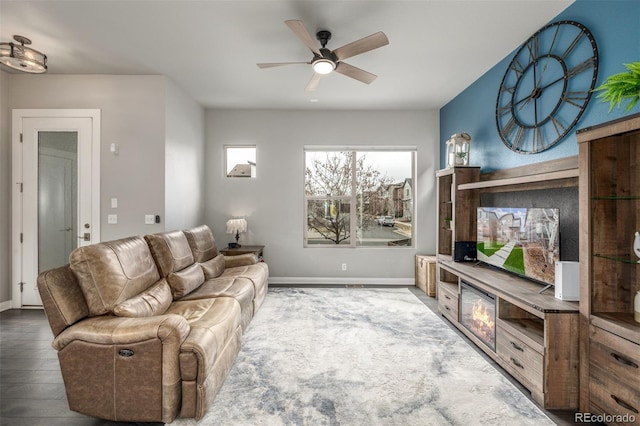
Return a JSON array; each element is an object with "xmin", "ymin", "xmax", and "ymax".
[
  {"xmin": 165, "ymin": 79, "xmax": 205, "ymax": 230},
  {"xmin": 205, "ymin": 109, "xmax": 439, "ymax": 284},
  {"xmin": 0, "ymin": 71, "xmax": 11, "ymax": 307},
  {"xmin": 8, "ymin": 74, "xmax": 167, "ymax": 240}
]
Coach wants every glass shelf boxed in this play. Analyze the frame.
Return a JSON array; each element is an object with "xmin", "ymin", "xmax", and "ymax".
[
  {"xmin": 593, "ymin": 253, "xmax": 640, "ymax": 264},
  {"xmin": 592, "ymin": 196, "xmax": 640, "ymax": 200}
]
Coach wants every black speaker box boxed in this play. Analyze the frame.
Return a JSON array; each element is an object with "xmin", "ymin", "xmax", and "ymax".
[{"xmin": 454, "ymin": 241, "xmax": 477, "ymax": 262}]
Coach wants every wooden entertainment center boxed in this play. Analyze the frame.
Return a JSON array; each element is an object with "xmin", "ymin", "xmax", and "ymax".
[{"xmin": 435, "ymin": 158, "xmax": 581, "ymax": 410}]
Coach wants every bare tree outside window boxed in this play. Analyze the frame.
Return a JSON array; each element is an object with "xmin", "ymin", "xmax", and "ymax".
[{"xmin": 304, "ymin": 149, "xmax": 414, "ymax": 247}]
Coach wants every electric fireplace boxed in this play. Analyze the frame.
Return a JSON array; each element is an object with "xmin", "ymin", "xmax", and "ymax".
[{"xmin": 460, "ymin": 281, "xmax": 496, "ymax": 351}]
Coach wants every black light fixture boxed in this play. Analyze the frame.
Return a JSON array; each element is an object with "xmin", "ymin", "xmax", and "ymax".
[{"xmin": 0, "ymin": 35, "xmax": 48, "ymax": 73}]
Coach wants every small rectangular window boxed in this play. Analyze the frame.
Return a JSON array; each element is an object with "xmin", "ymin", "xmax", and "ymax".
[
  {"xmin": 304, "ymin": 147, "xmax": 415, "ymax": 247},
  {"xmin": 225, "ymin": 146, "xmax": 256, "ymax": 178}
]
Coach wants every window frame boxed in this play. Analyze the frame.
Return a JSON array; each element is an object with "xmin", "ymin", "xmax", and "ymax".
[
  {"xmin": 303, "ymin": 146, "xmax": 416, "ymax": 248},
  {"xmin": 224, "ymin": 145, "xmax": 257, "ymax": 178}
]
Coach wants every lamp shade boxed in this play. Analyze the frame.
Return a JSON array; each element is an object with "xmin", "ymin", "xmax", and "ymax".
[
  {"xmin": 0, "ymin": 35, "xmax": 47, "ymax": 74},
  {"xmin": 226, "ymin": 218, "xmax": 247, "ymax": 234}
]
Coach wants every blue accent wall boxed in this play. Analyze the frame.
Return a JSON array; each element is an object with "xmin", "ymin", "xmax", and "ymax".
[{"xmin": 440, "ymin": 0, "xmax": 640, "ymax": 172}]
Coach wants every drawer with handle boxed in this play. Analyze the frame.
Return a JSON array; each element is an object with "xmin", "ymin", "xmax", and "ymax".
[
  {"xmin": 497, "ymin": 326, "xmax": 543, "ymax": 392},
  {"xmin": 438, "ymin": 282, "xmax": 458, "ymax": 322}
]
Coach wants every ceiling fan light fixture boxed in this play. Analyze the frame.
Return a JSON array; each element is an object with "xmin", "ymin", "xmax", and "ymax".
[
  {"xmin": 0, "ymin": 35, "xmax": 47, "ymax": 74},
  {"xmin": 312, "ymin": 58, "xmax": 335, "ymax": 75}
]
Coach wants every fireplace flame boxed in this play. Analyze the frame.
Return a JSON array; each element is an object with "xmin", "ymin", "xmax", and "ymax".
[{"xmin": 471, "ymin": 299, "xmax": 495, "ymax": 341}]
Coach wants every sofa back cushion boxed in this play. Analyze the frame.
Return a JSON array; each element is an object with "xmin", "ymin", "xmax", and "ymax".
[
  {"xmin": 183, "ymin": 225, "xmax": 218, "ymax": 263},
  {"xmin": 201, "ymin": 254, "xmax": 226, "ymax": 279},
  {"xmin": 145, "ymin": 231, "xmax": 195, "ymax": 277},
  {"xmin": 145, "ymin": 231, "xmax": 205, "ymax": 299},
  {"xmin": 69, "ymin": 236, "xmax": 161, "ymax": 316},
  {"xmin": 113, "ymin": 279, "xmax": 173, "ymax": 317}
]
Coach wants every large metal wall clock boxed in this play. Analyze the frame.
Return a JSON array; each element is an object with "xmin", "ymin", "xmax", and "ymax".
[{"xmin": 496, "ymin": 20, "xmax": 598, "ymax": 154}]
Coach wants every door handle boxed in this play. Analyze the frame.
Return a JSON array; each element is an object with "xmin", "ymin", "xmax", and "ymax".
[{"xmin": 77, "ymin": 233, "xmax": 90, "ymax": 241}]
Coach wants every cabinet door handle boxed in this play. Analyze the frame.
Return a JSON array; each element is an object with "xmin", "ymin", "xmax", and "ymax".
[
  {"xmin": 444, "ymin": 294, "xmax": 451, "ymax": 300},
  {"xmin": 510, "ymin": 341, "xmax": 524, "ymax": 352},
  {"xmin": 611, "ymin": 352, "xmax": 639, "ymax": 369},
  {"xmin": 510, "ymin": 357, "xmax": 524, "ymax": 369},
  {"xmin": 610, "ymin": 394, "xmax": 639, "ymax": 414},
  {"xmin": 444, "ymin": 306, "xmax": 450, "ymax": 311}
]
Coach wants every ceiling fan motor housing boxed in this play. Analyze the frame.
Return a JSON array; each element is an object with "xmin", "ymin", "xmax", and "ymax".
[{"xmin": 316, "ymin": 30, "xmax": 332, "ymax": 47}]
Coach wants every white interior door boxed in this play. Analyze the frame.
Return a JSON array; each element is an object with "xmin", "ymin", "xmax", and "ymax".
[{"xmin": 12, "ymin": 110, "xmax": 100, "ymax": 307}]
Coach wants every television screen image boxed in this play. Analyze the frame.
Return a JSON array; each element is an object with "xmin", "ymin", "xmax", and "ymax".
[{"xmin": 477, "ymin": 207, "xmax": 559, "ymax": 286}]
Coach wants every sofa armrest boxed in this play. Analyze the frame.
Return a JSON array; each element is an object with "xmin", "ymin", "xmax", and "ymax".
[
  {"xmin": 223, "ymin": 253, "xmax": 258, "ymax": 268},
  {"xmin": 52, "ymin": 314, "xmax": 190, "ymax": 351},
  {"xmin": 51, "ymin": 314, "xmax": 190, "ymax": 423}
]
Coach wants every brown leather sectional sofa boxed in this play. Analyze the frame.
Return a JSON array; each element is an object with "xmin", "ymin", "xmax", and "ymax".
[{"xmin": 37, "ymin": 224, "xmax": 268, "ymax": 423}]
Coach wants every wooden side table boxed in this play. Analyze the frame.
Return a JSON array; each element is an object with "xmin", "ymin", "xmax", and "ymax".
[{"xmin": 220, "ymin": 245, "xmax": 264, "ymax": 259}]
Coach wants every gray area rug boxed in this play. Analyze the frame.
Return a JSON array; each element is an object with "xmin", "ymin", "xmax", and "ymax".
[{"xmin": 173, "ymin": 287, "xmax": 554, "ymax": 425}]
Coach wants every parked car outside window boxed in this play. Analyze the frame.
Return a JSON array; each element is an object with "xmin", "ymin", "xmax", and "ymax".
[{"xmin": 377, "ymin": 216, "xmax": 395, "ymax": 226}]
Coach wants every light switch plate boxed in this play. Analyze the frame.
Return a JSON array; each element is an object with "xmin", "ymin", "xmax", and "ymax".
[
  {"xmin": 111, "ymin": 198, "xmax": 118, "ymax": 208},
  {"xmin": 145, "ymin": 215, "xmax": 155, "ymax": 225},
  {"xmin": 107, "ymin": 214, "xmax": 117, "ymax": 224}
]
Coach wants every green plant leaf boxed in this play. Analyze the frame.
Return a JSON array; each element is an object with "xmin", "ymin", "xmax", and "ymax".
[{"xmin": 593, "ymin": 61, "xmax": 640, "ymax": 112}]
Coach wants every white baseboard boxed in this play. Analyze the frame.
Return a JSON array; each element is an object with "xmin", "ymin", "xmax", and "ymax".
[
  {"xmin": 269, "ymin": 277, "xmax": 414, "ymax": 286},
  {"xmin": 0, "ymin": 300, "xmax": 13, "ymax": 312}
]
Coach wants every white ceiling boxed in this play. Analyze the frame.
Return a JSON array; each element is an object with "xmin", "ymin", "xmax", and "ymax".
[{"xmin": 1, "ymin": 1, "xmax": 573, "ymax": 110}]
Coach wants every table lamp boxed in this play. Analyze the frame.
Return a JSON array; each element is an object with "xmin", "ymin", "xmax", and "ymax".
[{"xmin": 226, "ymin": 218, "xmax": 247, "ymax": 248}]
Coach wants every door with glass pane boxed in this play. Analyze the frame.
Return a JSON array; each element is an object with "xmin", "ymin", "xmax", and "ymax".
[{"xmin": 15, "ymin": 113, "xmax": 99, "ymax": 307}]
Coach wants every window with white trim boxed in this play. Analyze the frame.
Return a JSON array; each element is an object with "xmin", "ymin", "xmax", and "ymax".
[{"xmin": 304, "ymin": 147, "xmax": 415, "ymax": 247}]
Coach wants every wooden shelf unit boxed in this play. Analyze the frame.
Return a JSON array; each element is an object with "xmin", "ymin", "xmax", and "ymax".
[
  {"xmin": 435, "ymin": 158, "xmax": 581, "ymax": 410},
  {"xmin": 577, "ymin": 112, "xmax": 640, "ymax": 422}
]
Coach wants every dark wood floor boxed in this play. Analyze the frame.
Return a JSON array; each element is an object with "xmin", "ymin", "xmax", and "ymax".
[{"xmin": 0, "ymin": 287, "xmax": 578, "ymax": 425}]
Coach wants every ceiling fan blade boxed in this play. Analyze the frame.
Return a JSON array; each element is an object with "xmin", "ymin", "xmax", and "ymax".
[
  {"xmin": 333, "ymin": 31, "xmax": 389, "ymax": 61},
  {"xmin": 334, "ymin": 62, "xmax": 377, "ymax": 84},
  {"xmin": 305, "ymin": 73, "xmax": 322, "ymax": 92},
  {"xmin": 257, "ymin": 62, "xmax": 309, "ymax": 69},
  {"xmin": 285, "ymin": 20, "xmax": 322, "ymax": 56}
]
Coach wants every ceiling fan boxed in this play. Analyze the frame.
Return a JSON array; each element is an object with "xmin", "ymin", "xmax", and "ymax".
[{"xmin": 257, "ymin": 20, "xmax": 389, "ymax": 91}]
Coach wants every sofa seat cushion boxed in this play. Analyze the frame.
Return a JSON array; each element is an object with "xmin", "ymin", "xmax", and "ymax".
[
  {"xmin": 179, "ymin": 277, "xmax": 254, "ymax": 308},
  {"xmin": 165, "ymin": 297, "xmax": 241, "ymax": 383},
  {"xmin": 113, "ymin": 279, "xmax": 173, "ymax": 317},
  {"xmin": 178, "ymin": 277, "xmax": 255, "ymax": 330},
  {"xmin": 220, "ymin": 263, "xmax": 268, "ymax": 292}
]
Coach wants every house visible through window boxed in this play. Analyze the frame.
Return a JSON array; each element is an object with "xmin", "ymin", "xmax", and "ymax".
[
  {"xmin": 304, "ymin": 147, "xmax": 415, "ymax": 247},
  {"xmin": 225, "ymin": 146, "xmax": 256, "ymax": 178}
]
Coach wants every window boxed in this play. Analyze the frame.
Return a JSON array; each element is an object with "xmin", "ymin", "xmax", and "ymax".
[
  {"xmin": 225, "ymin": 146, "xmax": 256, "ymax": 178},
  {"xmin": 304, "ymin": 147, "xmax": 415, "ymax": 247}
]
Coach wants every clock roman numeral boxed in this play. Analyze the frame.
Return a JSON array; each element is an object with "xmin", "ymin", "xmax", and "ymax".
[
  {"xmin": 501, "ymin": 116, "xmax": 517, "ymax": 138},
  {"xmin": 532, "ymin": 127, "xmax": 545, "ymax": 152},
  {"xmin": 566, "ymin": 57, "xmax": 595, "ymax": 79},
  {"xmin": 550, "ymin": 115, "xmax": 567, "ymax": 137},
  {"xmin": 509, "ymin": 58, "xmax": 526, "ymax": 78},
  {"xmin": 561, "ymin": 30, "xmax": 585, "ymax": 60},
  {"xmin": 562, "ymin": 91, "xmax": 590, "ymax": 108},
  {"xmin": 513, "ymin": 126, "xmax": 527, "ymax": 151},
  {"xmin": 526, "ymin": 35, "xmax": 539, "ymax": 62}
]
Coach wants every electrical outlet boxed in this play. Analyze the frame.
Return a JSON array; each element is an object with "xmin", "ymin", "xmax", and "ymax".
[
  {"xmin": 342, "ymin": 263, "xmax": 347, "ymax": 271},
  {"xmin": 107, "ymin": 214, "xmax": 117, "ymax": 224},
  {"xmin": 145, "ymin": 215, "xmax": 155, "ymax": 225}
]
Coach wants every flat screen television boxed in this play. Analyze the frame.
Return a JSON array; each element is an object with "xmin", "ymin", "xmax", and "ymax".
[{"xmin": 476, "ymin": 207, "xmax": 559, "ymax": 286}]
